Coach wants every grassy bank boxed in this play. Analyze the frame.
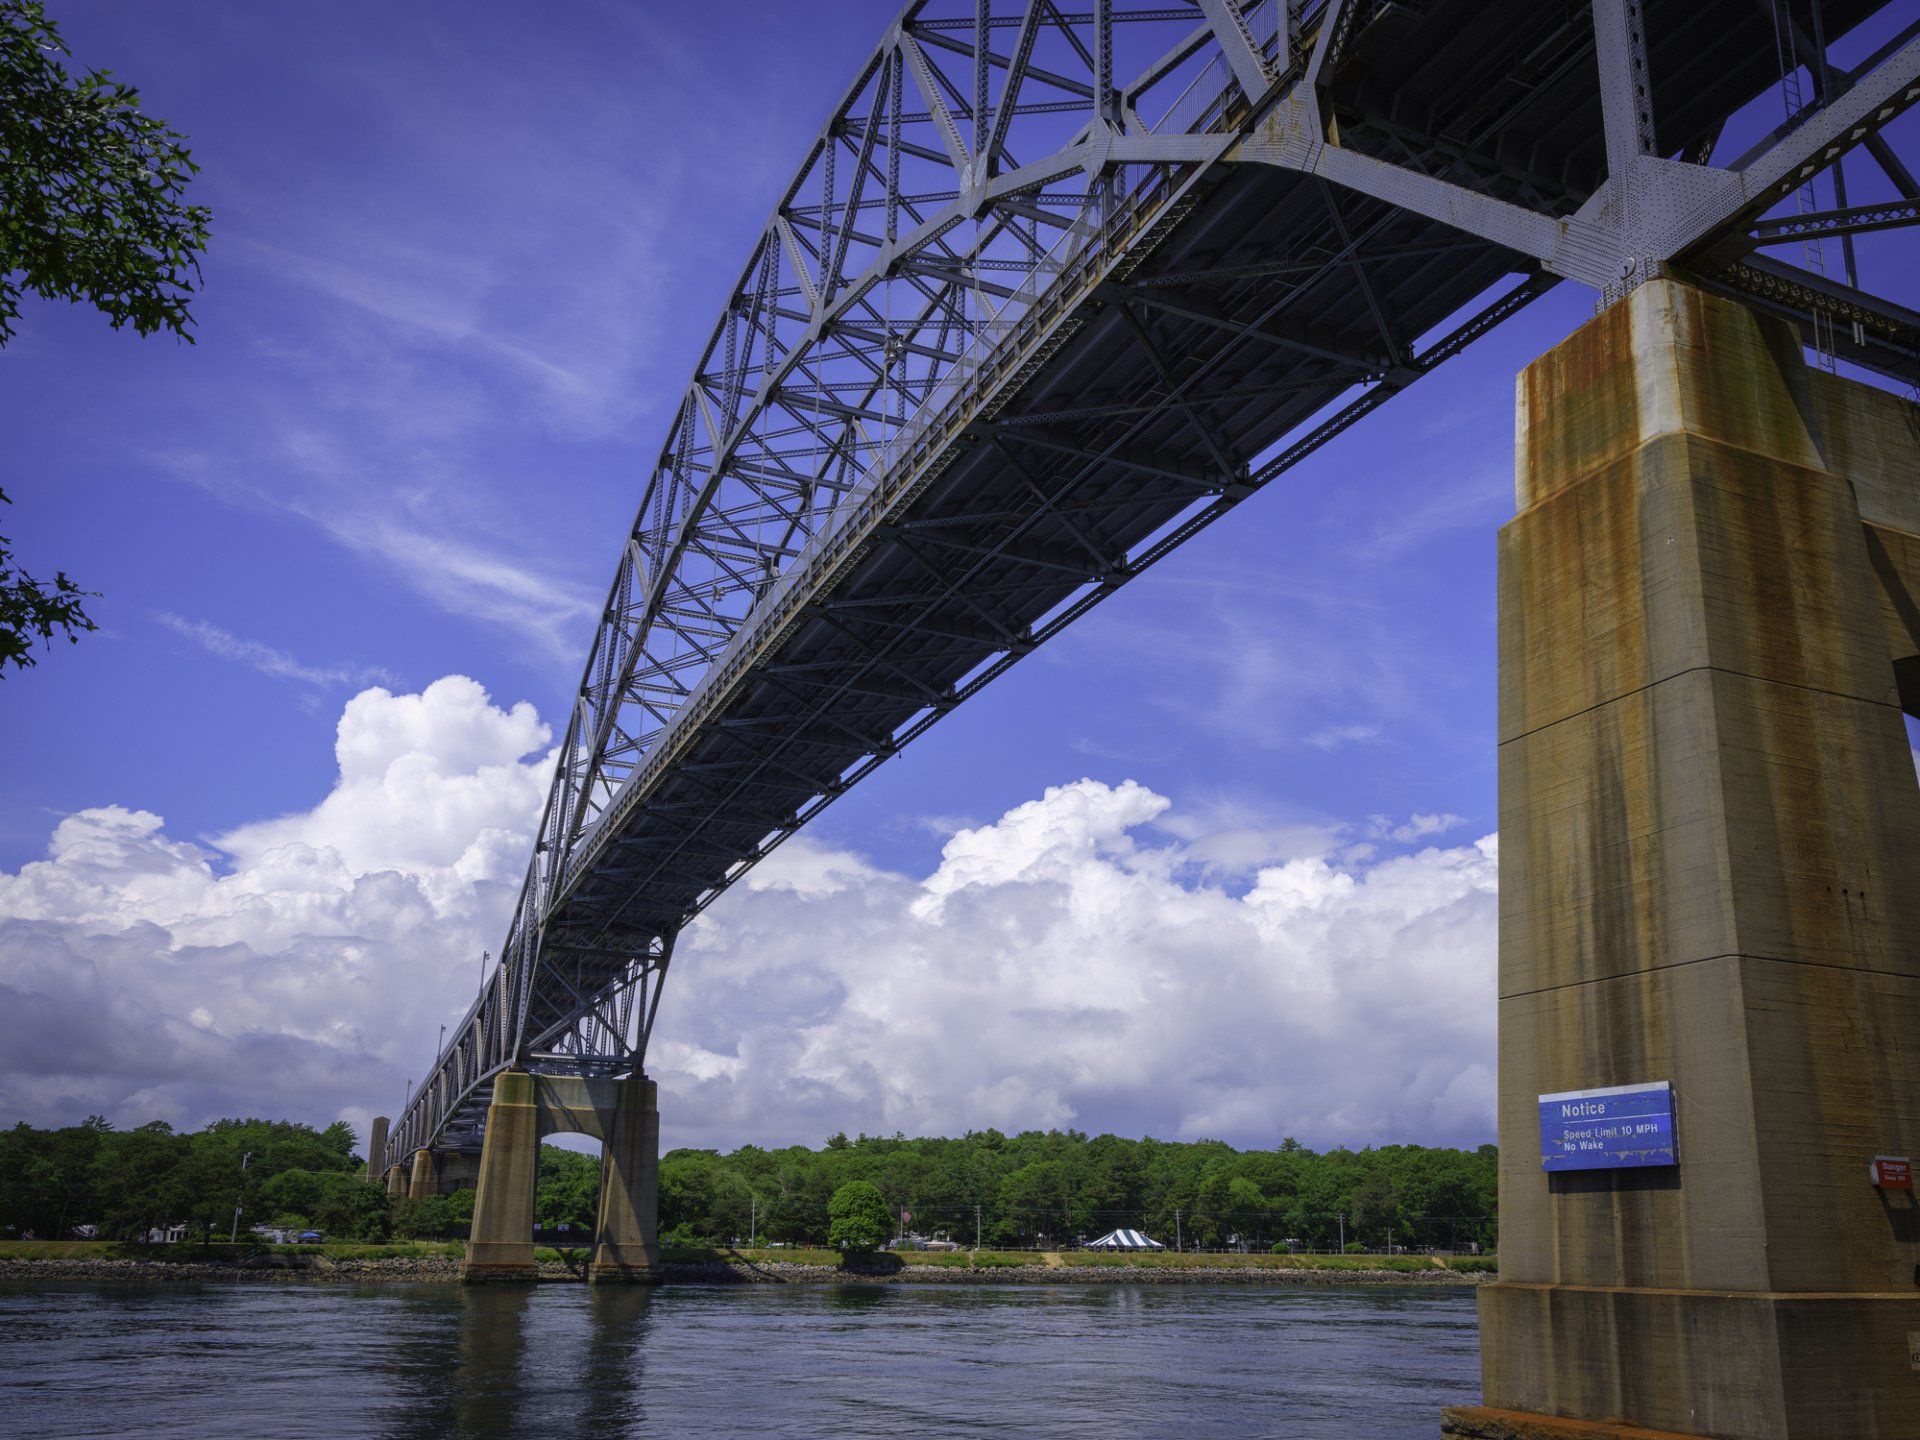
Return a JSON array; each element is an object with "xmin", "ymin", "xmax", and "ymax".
[
  {"xmin": 1057, "ymin": 1251, "xmax": 1495, "ymax": 1273},
  {"xmin": 1, "ymin": 1239, "xmax": 1496, "ymax": 1275},
  {"xmin": 720, "ymin": 1246, "xmax": 1495, "ymax": 1273},
  {"xmin": 0, "ymin": 1239, "xmax": 465, "ymax": 1263}
]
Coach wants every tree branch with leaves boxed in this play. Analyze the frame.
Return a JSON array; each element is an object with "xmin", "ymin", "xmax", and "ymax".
[
  {"xmin": 1, "ymin": 0, "xmax": 212, "ymax": 675},
  {"xmin": 0, "ymin": 488, "xmax": 95, "ymax": 675},
  {"xmin": 2, "ymin": 0, "xmax": 211, "ymax": 342}
]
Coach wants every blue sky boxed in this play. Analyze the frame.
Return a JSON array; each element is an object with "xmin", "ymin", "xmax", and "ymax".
[
  {"xmin": 2, "ymin": 2, "xmax": 1915, "ymax": 1150},
  {"xmin": 1, "ymin": 0, "xmax": 1561, "ymax": 869}
]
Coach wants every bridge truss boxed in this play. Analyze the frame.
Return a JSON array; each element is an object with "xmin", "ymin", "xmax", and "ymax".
[{"xmin": 387, "ymin": 0, "xmax": 1920, "ymax": 1163}]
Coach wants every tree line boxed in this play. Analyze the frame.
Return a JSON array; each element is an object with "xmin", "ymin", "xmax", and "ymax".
[
  {"xmin": 0, "ymin": 1117, "xmax": 391, "ymax": 1242},
  {"xmin": 650, "ymin": 1130, "xmax": 1497, "ymax": 1253},
  {"xmin": 1, "ymin": 1117, "xmax": 1498, "ymax": 1253}
]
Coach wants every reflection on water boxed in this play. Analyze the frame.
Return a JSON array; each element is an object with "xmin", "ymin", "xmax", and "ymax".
[{"xmin": 0, "ymin": 1279, "xmax": 1480, "ymax": 1439}]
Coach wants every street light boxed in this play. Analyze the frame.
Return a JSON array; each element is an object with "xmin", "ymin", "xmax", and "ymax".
[{"xmin": 228, "ymin": 1152, "xmax": 253, "ymax": 1244}]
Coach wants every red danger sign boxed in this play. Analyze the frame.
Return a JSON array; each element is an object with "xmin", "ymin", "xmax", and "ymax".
[{"xmin": 1870, "ymin": 1156, "xmax": 1913, "ymax": 1190}]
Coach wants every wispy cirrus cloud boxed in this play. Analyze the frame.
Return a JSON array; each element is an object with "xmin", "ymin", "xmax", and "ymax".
[
  {"xmin": 154, "ymin": 435, "xmax": 600, "ymax": 657},
  {"xmin": 1369, "ymin": 812, "xmax": 1466, "ymax": 844},
  {"xmin": 298, "ymin": 506, "xmax": 599, "ymax": 656},
  {"xmin": 1305, "ymin": 722, "xmax": 1383, "ymax": 751},
  {"xmin": 155, "ymin": 612, "xmax": 397, "ymax": 690}
]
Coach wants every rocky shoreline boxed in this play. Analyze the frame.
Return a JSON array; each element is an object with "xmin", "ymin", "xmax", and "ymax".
[{"xmin": 0, "ymin": 1255, "xmax": 1487, "ymax": 1287}]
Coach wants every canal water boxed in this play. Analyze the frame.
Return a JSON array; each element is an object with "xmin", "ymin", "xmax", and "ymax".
[{"xmin": 0, "ymin": 1281, "xmax": 1480, "ymax": 1438}]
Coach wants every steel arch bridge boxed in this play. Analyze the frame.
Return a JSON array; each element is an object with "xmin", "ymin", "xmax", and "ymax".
[{"xmin": 387, "ymin": 0, "xmax": 1920, "ymax": 1163}]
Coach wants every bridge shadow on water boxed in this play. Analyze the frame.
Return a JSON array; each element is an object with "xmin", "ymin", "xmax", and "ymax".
[
  {"xmin": 345, "ymin": 1278, "xmax": 1481, "ymax": 1438},
  {"xmin": 381, "ymin": 1285, "xmax": 657, "ymax": 1440}
]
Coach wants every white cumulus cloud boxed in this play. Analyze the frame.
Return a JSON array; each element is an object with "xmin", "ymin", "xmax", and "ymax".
[
  {"xmin": 0, "ymin": 681, "xmax": 1499, "ymax": 1153},
  {"xmin": 668, "ymin": 781, "xmax": 1497, "ymax": 1150},
  {"xmin": 0, "ymin": 676, "xmax": 553, "ymax": 1137}
]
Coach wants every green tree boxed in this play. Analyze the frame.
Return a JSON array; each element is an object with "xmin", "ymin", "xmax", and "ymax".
[
  {"xmin": 1350, "ymin": 1169, "xmax": 1402, "ymax": 1247},
  {"xmin": 1, "ymin": 0, "xmax": 214, "ymax": 674},
  {"xmin": 164, "ymin": 1140, "xmax": 251, "ymax": 1240},
  {"xmin": 0, "ymin": 489, "xmax": 96, "ymax": 676},
  {"xmin": 257, "ymin": 1167, "xmax": 347, "ymax": 1223},
  {"xmin": 534, "ymin": 1145, "xmax": 600, "ymax": 1231},
  {"xmin": 91, "ymin": 1122, "xmax": 186, "ymax": 1239},
  {"xmin": 827, "ymin": 1180, "xmax": 889, "ymax": 1256},
  {"xmin": 1, "ymin": 0, "xmax": 211, "ymax": 344},
  {"xmin": 392, "ymin": 1193, "xmax": 462, "ymax": 1240},
  {"xmin": 2, "ymin": 1109, "xmax": 1499, "ymax": 1254},
  {"xmin": 313, "ymin": 1177, "xmax": 392, "ymax": 1242}
]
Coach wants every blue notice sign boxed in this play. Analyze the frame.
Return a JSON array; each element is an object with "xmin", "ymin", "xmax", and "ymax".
[{"xmin": 1538, "ymin": 1081, "xmax": 1677, "ymax": 1172}]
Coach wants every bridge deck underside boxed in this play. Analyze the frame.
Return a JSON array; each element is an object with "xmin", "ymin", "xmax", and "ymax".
[
  {"xmin": 544, "ymin": 0, "xmax": 1879, "ymax": 947},
  {"xmin": 426, "ymin": 0, "xmax": 1894, "ymax": 1148}
]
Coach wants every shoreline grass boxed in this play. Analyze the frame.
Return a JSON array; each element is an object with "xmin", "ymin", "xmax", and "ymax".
[{"xmin": 1, "ymin": 1238, "xmax": 1496, "ymax": 1275}]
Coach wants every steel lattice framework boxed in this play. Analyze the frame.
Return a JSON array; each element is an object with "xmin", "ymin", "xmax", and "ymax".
[{"xmin": 388, "ymin": 0, "xmax": 1920, "ymax": 1163}]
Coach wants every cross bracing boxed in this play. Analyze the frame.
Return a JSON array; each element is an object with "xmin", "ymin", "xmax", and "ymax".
[{"xmin": 386, "ymin": 0, "xmax": 1920, "ymax": 1164}]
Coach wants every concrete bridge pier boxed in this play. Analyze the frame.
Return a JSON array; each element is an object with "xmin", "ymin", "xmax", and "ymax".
[
  {"xmin": 463, "ymin": 1070, "xmax": 660, "ymax": 1284},
  {"xmin": 384, "ymin": 1163, "xmax": 407, "ymax": 1197},
  {"xmin": 364, "ymin": 1115, "xmax": 388, "ymax": 1181},
  {"xmin": 407, "ymin": 1148, "xmax": 438, "ymax": 1199},
  {"xmin": 1444, "ymin": 279, "xmax": 1920, "ymax": 1439}
]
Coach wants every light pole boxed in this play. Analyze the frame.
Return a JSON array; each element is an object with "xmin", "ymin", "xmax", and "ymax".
[
  {"xmin": 228, "ymin": 1152, "xmax": 253, "ymax": 1244},
  {"xmin": 437, "ymin": 1023, "xmax": 446, "ymax": 1059}
]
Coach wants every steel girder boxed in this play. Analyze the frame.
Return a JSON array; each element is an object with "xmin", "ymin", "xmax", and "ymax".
[{"xmin": 387, "ymin": 0, "xmax": 1920, "ymax": 1163}]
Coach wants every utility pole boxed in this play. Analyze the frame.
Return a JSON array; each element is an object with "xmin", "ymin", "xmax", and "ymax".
[
  {"xmin": 228, "ymin": 1152, "xmax": 253, "ymax": 1244},
  {"xmin": 437, "ymin": 1023, "xmax": 446, "ymax": 1059},
  {"xmin": 974, "ymin": 1203, "xmax": 981, "ymax": 1250},
  {"xmin": 1337, "ymin": 1214, "xmax": 1345, "ymax": 1253},
  {"xmin": 1174, "ymin": 1208, "xmax": 1182, "ymax": 1252},
  {"xmin": 750, "ymin": 1193, "xmax": 756, "ymax": 1247}
]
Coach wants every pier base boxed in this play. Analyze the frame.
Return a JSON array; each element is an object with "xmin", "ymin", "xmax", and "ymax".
[
  {"xmin": 1442, "ymin": 1410, "xmax": 1716, "ymax": 1440},
  {"xmin": 462, "ymin": 1070, "xmax": 660, "ymax": 1284},
  {"xmin": 1462, "ymin": 280, "xmax": 1920, "ymax": 1439}
]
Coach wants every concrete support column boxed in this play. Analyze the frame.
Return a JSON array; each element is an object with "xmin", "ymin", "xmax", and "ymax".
[
  {"xmin": 365, "ymin": 1115, "xmax": 389, "ymax": 1181},
  {"xmin": 464, "ymin": 1072, "xmax": 539, "ymax": 1282},
  {"xmin": 406, "ymin": 1148, "xmax": 438, "ymax": 1200},
  {"xmin": 1445, "ymin": 281, "xmax": 1920, "ymax": 1440},
  {"xmin": 385, "ymin": 1164, "xmax": 408, "ymax": 1197},
  {"xmin": 590, "ymin": 1075, "xmax": 659, "ymax": 1284},
  {"xmin": 460, "ymin": 1068, "xmax": 661, "ymax": 1283}
]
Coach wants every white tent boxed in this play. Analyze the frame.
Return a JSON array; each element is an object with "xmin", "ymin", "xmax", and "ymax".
[{"xmin": 1085, "ymin": 1228, "xmax": 1164, "ymax": 1250}]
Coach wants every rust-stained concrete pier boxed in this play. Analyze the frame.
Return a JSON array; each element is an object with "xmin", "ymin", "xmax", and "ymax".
[{"xmin": 1444, "ymin": 279, "xmax": 1920, "ymax": 1440}]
